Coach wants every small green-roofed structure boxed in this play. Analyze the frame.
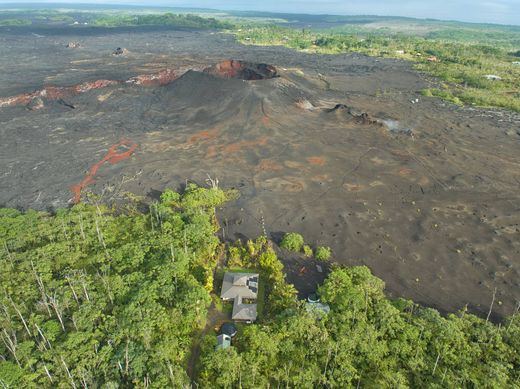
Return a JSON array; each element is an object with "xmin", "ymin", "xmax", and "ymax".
[{"xmin": 306, "ymin": 302, "xmax": 331, "ymax": 319}]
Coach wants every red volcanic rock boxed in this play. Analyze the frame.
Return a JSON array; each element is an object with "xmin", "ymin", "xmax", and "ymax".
[
  {"xmin": 126, "ymin": 69, "xmax": 178, "ymax": 86},
  {"xmin": 204, "ymin": 60, "xmax": 278, "ymax": 80},
  {"xmin": 0, "ymin": 69, "xmax": 180, "ymax": 109},
  {"xmin": 74, "ymin": 80, "xmax": 120, "ymax": 93}
]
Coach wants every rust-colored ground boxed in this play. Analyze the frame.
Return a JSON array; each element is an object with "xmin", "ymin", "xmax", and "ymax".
[{"xmin": 70, "ymin": 139, "xmax": 138, "ymax": 203}]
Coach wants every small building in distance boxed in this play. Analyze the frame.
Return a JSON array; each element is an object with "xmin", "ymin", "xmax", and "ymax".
[
  {"xmin": 221, "ymin": 272, "xmax": 259, "ymax": 323},
  {"xmin": 484, "ymin": 74, "xmax": 502, "ymax": 81},
  {"xmin": 216, "ymin": 334, "xmax": 231, "ymax": 350}
]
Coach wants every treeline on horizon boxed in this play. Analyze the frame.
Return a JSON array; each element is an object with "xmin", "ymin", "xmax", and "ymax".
[{"xmin": 0, "ymin": 187, "xmax": 519, "ymax": 388}]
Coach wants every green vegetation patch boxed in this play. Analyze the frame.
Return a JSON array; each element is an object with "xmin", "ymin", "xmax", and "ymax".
[
  {"xmin": 303, "ymin": 244, "xmax": 313, "ymax": 257},
  {"xmin": 92, "ymin": 13, "xmax": 233, "ymax": 29},
  {"xmin": 315, "ymin": 246, "xmax": 332, "ymax": 261},
  {"xmin": 198, "ymin": 265, "xmax": 520, "ymax": 388},
  {"xmin": 0, "ymin": 185, "xmax": 226, "ymax": 387},
  {"xmin": 280, "ymin": 232, "xmax": 305, "ymax": 252},
  {"xmin": 0, "ymin": 18, "xmax": 32, "ymax": 26},
  {"xmin": 1, "ymin": 187, "xmax": 519, "ymax": 387},
  {"xmin": 235, "ymin": 25, "xmax": 520, "ymax": 112}
]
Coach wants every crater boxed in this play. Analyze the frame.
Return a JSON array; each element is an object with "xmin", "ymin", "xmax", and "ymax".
[{"xmin": 203, "ymin": 59, "xmax": 278, "ymax": 80}]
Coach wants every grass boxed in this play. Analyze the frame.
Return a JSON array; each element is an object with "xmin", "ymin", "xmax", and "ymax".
[{"xmin": 0, "ymin": 19, "xmax": 32, "ymax": 26}]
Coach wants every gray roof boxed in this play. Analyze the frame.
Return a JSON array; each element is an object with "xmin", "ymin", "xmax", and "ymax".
[
  {"xmin": 216, "ymin": 334, "xmax": 231, "ymax": 349},
  {"xmin": 220, "ymin": 272, "xmax": 259, "ymax": 300},
  {"xmin": 232, "ymin": 295, "xmax": 258, "ymax": 322}
]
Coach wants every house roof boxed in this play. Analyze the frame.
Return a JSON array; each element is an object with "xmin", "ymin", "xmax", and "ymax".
[
  {"xmin": 220, "ymin": 272, "xmax": 259, "ymax": 300},
  {"xmin": 220, "ymin": 322, "xmax": 237, "ymax": 337},
  {"xmin": 232, "ymin": 295, "xmax": 257, "ymax": 322}
]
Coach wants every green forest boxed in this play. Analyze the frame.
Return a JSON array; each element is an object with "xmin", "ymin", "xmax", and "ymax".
[
  {"xmin": 92, "ymin": 13, "xmax": 233, "ymax": 29},
  {"xmin": 1, "ymin": 187, "xmax": 519, "ymax": 388}
]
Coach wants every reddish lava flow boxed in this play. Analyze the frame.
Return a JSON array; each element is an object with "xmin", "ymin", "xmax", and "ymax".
[
  {"xmin": 71, "ymin": 139, "xmax": 138, "ymax": 203},
  {"xmin": 0, "ymin": 69, "xmax": 179, "ymax": 109}
]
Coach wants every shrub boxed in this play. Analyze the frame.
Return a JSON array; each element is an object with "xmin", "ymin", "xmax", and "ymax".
[
  {"xmin": 303, "ymin": 244, "xmax": 313, "ymax": 257},
  {"xmin": 315, "ymin": 246, "xmax": 332, "ymax": 261},
  {"xmin": 280, "ymin": 232, "xmax": 304, "ymax": 252}
]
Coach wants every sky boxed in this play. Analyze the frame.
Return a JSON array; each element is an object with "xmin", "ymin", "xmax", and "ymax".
[{"xmin": 1, "ymin": 0, "xmax": 519, "ymax": 25}]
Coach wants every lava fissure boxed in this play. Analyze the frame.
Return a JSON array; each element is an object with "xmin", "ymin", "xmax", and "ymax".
[{"xmin": 70, "ymin": 139, "xmax": 138, "ymax": 204}]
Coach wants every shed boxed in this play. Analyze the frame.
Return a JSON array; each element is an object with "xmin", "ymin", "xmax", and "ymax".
[{"xmin": 216, "ymin": 334, "xmax": 231, "ymax": 350}]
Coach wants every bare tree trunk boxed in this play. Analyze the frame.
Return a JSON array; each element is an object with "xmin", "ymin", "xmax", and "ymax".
[
  {"xmin": 48, "ymin": 294, "xmax": 66, "ymax": 332},
  {"xmin": 507, "ymin": 301, "xmax": 520, "ymax": 331},
  {"xmin": 1, "ymin": 329, "xmax": 20, "ymax": 366},
  {"xmin": 66, "ymin": 275, "xmax": 80, "ymax": 306},
  {"xmin": 125, "ymin": 337, "xmax": 130, "ymax": 374},
  {"xmin": 432, "ymin": 351, "xmax": 441, "ymax": 375},
  {"xmin": 43, "ymin": 364, "xmax": 54, "ymax": 383},
  {"xmin": 7, "ymin": 296, "xmax": 31, "ymax": 337},
  {"xmin": 79, "ymin": 273, "xmax": 90, "ymax": 302},
  {"xmin": 78, "ymin": 213, "xmax": 86, "ymax": 241},
  {"xmin": 486, "ymin": 288, "xmax": 497, "ymax": 323},
  {"xmin": 95, "ymin": 217, "xmax": 107, "ymax": 252},
  {"xmin": 61, "ymin": 356, "xmax": 77, "ymax": 389},
  {"xmin": 31, "ymin": 260, "xmax": 52, "ymax": 317},
  {"xmin": 35, "ymin": 323, "xmax": 52, "ymax": 350},
  {"xmin": 2, "ymin": 241, "xmax": 14, "ymax": 269}
]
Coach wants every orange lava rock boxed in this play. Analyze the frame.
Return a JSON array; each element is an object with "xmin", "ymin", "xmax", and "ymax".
[{"xmin": 70, "ymin": 139, "xmax": 138, "ymax": 203}]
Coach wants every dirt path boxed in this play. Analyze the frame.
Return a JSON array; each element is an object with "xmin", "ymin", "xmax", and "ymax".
[{"xmin": 187, "ymin": 301, "xmax": 230, "ymax": 383}]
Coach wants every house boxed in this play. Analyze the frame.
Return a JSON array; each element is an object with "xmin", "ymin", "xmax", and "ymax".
[
  {"xmin": 221, "ymin": 272, "xmax": 259, "ymax": 323},
  {"xmin": 216, "ymin": 334, "xmax": 231, "ymax": 350}
]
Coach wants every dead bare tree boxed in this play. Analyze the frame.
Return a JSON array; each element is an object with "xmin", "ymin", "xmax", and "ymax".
[
  {"xmin": 507, "ymin": 301, "xmax": 520, "ymax": 331},
  {"xmin": 7, "ymin": 296, "xmax": 31, "ymax": 337},
  {"xmin": 43, "ymin": 364, "xmax": 54, "ymax": 384},
  {"xmin": 432, "ymin": 351, "xmax": 441, "ymax": 375},
  {"xmin": 2, "ymin": 241, "xmax": 14, "ymax": 269},
  {"xmin": 205, "ymin": 174, "xmax": 219, "ymax": 189},
  {"xmin": 78, "ymin": 271, "xmax": 90, "ymax": 302},
  {"xmin": 94, "ymin": 217, "xmax": 107, "ymax": 252},
  {"xmin": 65, "ymin": 274, "xmax": 80, "ymax": 306},
  {"xmin": 61, "ymin": 356, "xmax": 77, "ymax": 389},
  {"xmin": 34, "ymin": 323, "xmax": 52, "ymax": 350},
  {"xmin": 31, "ymin": 260, "xmax": 52, "ymax": 317},
  {"xmin": 486, "ymin": 287, "xmax": 497, "ymax": 323},
  {"xmin": 1, "ymin": 329, "xmax": 20, "ymax": 367},
  {"xmin": 47, "ymin": 293, "xmax": 66, "ymax": 332}
]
